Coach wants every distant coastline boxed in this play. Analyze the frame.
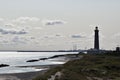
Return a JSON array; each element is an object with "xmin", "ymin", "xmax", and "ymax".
[
  {"xmin": 17, "ymin": 50, "xmax": 80, "ymax": 52},
  {"xmin": 0, "ymin": 50, "xmax": 81, "ymax": 52}
]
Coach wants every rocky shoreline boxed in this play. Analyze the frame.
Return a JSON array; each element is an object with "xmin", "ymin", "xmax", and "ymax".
[
  {"xmin": 0, "ymin": 70, "xmax": 47, "ymax": 80},
  {"xmin": 26, "ymin": 54, "xmax": 68, "ymax": 62}
]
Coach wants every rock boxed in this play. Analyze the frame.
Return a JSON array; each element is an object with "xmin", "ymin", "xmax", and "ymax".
[
  {"xmin": 0, "ymin": 64, "xmax": 9, "ymax": 67},
  {"xmin": 39, "ymin": 58, "xmax": 48, "ymax": 60},
  {"xmin": 26, "ymin": 59, "xmax": 39, "ymax": 62}
]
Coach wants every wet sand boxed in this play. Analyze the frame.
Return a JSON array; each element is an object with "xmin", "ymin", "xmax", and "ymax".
[
  {"xmin": 0, "ymin": 64, "xmax": 63, "ymax": 80},
  {"xmin": 0, "ymin": 70, "xmax": 47, "ymax": 80}
]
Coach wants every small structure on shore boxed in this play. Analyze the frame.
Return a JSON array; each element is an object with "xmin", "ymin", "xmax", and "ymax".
[{"xmin": 116, "ymin": 47, "xmax": 120, "ymax": 52}]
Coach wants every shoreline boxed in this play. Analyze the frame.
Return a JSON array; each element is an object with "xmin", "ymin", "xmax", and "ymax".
[
  {"xmin": 0, "ymin": 70, "xmax": 47, "ymax": 80},
  {"xmin": 0, "ymin": 53, "xmax": 81, "ymax": 80},
  {"xmin": 0, "ymin": 64, "xmax": 62, "ymax": 80}
]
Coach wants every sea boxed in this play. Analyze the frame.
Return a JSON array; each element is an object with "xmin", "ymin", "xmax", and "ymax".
[{"xmin": 0, "ymin": 52, "xmax": 78, "ymax": 74}]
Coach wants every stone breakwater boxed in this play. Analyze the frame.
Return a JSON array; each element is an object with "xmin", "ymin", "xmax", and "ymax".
[{"xmin": 0, "ymin": 64, "xmax": 9, "ymax": 68}]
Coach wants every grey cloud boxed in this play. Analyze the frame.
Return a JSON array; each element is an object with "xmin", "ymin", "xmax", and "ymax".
[
  {"xmin": 55, "ymin": 34, "xmax": 64, "ymax": 38},
  {"xmin": 71, "ymin": 34, "xmax": 86, "ymax": 38},
  {"xmin": 0, "ymin": 28, "xmax": 27, "ymax": 35},
  {"xmin": 55, "ymin": 34, "xmax": 61, "ymax": 37},
  {"xmin": 13, "ymin": 17, "xmax": 40, "ymax": 23},
  {"xmin": 30, "ymin": 36, "xmax": 35, "ymax": 39},
  {"xmin": 44, "ymin": 35, "xmax": 54, "ymax": 39},
  {"xmin": 71, "ymin": 35, "xmax": 82, "ymax": 38},
  {"xmin": 12, "ymin": 36, "xmax": 27, "ymax": 44},
  {"xmin": 44, "ymin": 34, "xmax": 64, "ymax": 39},
  {"xmin": 5, "ymin": 23, "xmax": 15, "ymax": 27},
  {"xmin": 43, "ymin": 20, "xmax": 65, "ymax": 26},
  {"xmin": 113, "ymin": 33, "xmax": 120, "ymax": 38}
]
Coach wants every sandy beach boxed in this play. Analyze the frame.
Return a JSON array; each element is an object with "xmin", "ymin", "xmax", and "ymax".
[
  {"xmin": 0, "ymin": 70, "xmax": 47, "ymax": 80},
  {"xmin": 0, "ymin": 64, "xmax": 62, "ymax": 80}
]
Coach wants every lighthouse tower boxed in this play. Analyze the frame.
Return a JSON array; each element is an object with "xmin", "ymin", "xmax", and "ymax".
[{"xmin": 94, "ymin": 27, "xmax": 99, "ymax": 50}]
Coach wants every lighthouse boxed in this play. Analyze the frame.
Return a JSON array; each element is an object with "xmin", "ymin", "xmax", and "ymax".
[
  {"xmin": 94, "ymin": 27, "xmax": 99, "ymax": 50},
  {"xmin": 87, "ymin": 26, "xmax": 104, "ymax": 53}
]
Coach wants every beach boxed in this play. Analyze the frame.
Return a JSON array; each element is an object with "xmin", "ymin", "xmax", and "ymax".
[
  {"xmin": 0, "ymin": 64, "xmax": 63, "ymax": 80},
  {"xmin": 0, "ymin": 53, "xmax": 80, "ymax": 80},
  {"xmin": 0, "ymin": 52, "xmax": 80, "ymax": 80},
  {"xmin": 0, "ymin": 70, "xmax": 46, "ymax": 80},
  {"xmin": 0, "ymin": 52, "xmax": 78, "ymax": 74}
]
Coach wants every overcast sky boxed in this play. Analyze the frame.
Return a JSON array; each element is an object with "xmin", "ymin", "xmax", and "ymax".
[{"xmin": 0, "ymin": 0, "xmax": 120, "ymax": 50}]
